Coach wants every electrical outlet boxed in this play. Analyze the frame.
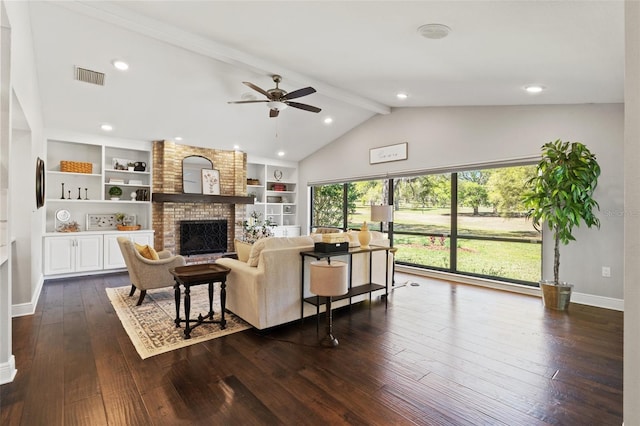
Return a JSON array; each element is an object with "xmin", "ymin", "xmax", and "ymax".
[{"xmin": 602, "ymin": 266, "xmax": 611, "ymax": 278}]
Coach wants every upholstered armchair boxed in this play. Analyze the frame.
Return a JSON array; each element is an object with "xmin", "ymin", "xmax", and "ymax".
[{"xmin": 116, "ymin": 237, "xmax": 186, "ymax": 305}]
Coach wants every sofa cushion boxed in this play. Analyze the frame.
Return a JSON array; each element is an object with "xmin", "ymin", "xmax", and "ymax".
[
  {"xmin": 234, "ymin": 239, "xmax": 252, "ymax": 263},
  {"xmin": 134, "ymin": 243, "xmax": 159, "ymax": 260},
  {"xmin": 247, "ymin": 236, "xmax": 314, "ymax": 267}
]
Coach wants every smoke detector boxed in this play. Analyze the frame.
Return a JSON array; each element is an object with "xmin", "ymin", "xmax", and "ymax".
[{"xmin": 417, "ymin": 24, "xmax": 451, "ymax": 40}]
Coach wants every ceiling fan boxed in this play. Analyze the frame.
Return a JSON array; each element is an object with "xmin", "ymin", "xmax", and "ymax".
[{"xmin": 228, "ymin": 75, "xmax": 321, "ymax": 118}]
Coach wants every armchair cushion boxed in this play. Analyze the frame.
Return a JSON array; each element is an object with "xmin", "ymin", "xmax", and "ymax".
[{"xmin": 134, "ymin": 243, "xmax": 159, "ymax": 260}]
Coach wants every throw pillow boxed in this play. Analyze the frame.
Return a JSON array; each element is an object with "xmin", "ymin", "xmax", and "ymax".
[
  {"xmin": 134, "ymin": 242, "xmax": 159, "ymax": 260},
  {"xmin": 234, "ymin": 239, "xmax": 252, "ymax": 263}
]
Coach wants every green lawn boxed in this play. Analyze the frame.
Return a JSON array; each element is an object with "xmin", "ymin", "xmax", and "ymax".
[{"xmin": 351, "ymin": 205, "xmax": 541, "ymax": 283}]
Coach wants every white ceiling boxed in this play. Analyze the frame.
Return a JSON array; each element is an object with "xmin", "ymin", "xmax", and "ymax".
[{"xmin": 28, "ymin": 1, "xmax": 624, "ymax": 162}]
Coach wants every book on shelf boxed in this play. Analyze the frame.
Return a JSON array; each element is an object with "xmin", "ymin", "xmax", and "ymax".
[{"xmin": 109, "ymin": 178, "xmax": 125, "ymax": 184}]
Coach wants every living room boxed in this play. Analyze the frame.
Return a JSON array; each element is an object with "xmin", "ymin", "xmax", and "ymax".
[{"xmin": 0, "ymin": 1, "xmax": 638, "ymax": 424}]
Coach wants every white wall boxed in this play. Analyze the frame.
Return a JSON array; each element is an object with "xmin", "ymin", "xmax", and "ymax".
[
  {"xmin": 624, "ymin": 1, "xmax": 640, "ymax": 423},
  {"xmin": 299, "ymin": 104, "xmax": 624, "ymax": 303}
]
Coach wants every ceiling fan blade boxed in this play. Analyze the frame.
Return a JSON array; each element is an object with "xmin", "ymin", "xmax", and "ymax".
[
  {"xmin": 227, "ymin": 100, "xmax": 269, "ymax": 104},
  {"xmin": 270, "ymin": 109, "xmax": 280, "ymax": 118},
  {"xmin": 286, "ymin": 101, "xmax": 321, "ymax": 113},
  {"xmin": 282, "ymin": 86, "xmax": 316, "ymax": 100},
  {"xmin": 242, "ymin": 81, "xmax": 272, "ymax": 98}
]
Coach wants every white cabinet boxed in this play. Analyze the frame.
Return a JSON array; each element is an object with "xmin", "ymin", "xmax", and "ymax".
[
  {"xmin": 246, "ymin": 161, "xmax": 298, "ymax": 230},
  {"xmin": 104, "ymin": 231, "xmax": 154, "ymax": 270},
  {"xmin": 273, "ymin": 226, "xmax": 301, "ymax": 238},
  {"xmin": 44, "ymin": 234, "xmax": 103, "ymax": 275}
]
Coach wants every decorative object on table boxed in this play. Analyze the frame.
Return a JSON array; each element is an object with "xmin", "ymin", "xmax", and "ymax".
[
  {"xmin": 358, "ymin": 221, "xmax": 372, "ymax": 249},
  {"xmin": 57, "ymin": 221, "xmax": 80, "ymax": 232},
  {"xmin": 130, "ymin": 191, "xmax": 137, "ymax": 201},
  {"xmin": 369, "ymin": 142, "xmax": 408, "ymax": 165},
  {"xmin": 87, "ymin": 213, "xmax": 119, "ymax": 230},
  {"xmin": 84, "ymin": 188, "xmax": 89, "ymax": 200},
  {"xmin": 522, "ymin": 140, "xmax": 601, "ymax": 311},
  {"xmin": 314, "ymin": 241, "xmax": 349, "ymax": 253},
  {"xmin": 201, "ymin": 168, "xmax": 220, "ymax": 195},
  {"xmin": 273, "ymin": 169, "xmax": 283, "ymax": 181},
  {"xmin": 241, "ymin": 210, "xmax": 276, "ymax": 243},
  {"xmin": 133, "ymin": 161, "xmax": 146, "ymax": 172},
  {"xmin": 60, "ymin": 160, "xmax": 92, "ymax": 174},
  {"xmin": 109, "ymin": 186, "xmax": 123, "ymax": 200},
  {"xmin": 105, "ymin": 284, "xmax": 250, "ymax": 359},
  {"xmin": 112, "ymin": 158, "xmax": 134, "ymax": 171},
  {"xmin": 310, "ymin": 260, "xmax": 348, "ymax": 347},
  {"xmin": 60, "ymin": 182, "xmax": 65, "ymax": 199},
  {"xmin": 35, "ymin": 157, "xmax": 45, "ymax": 209}
]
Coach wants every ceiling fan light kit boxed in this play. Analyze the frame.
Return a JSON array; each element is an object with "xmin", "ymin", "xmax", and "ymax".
[{"xmin": 228, "ymin": 74, "xmax": 321, "ymax": 117}]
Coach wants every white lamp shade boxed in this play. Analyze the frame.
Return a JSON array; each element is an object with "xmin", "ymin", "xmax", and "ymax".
[
  {"xmin": 310, "ymin": 260, "xmax": 348, "ymax": 296},
  {"xmin": 371, "ymin": 205, "xmax": 393, "ymax": 222}
]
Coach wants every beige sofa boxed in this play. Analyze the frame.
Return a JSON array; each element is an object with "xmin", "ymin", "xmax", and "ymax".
[{"xmin": 216, "ymin": 232, "xmax": 393, "ymax": 330}]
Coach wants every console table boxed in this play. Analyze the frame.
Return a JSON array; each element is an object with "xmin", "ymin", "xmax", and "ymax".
[
  {"xmin": 169, "ymin": 263, "xmax": 231, "ymax": 339},
  {"xmin": 299, "ymin": 245, "xmax": 396, "ymax": 326}
]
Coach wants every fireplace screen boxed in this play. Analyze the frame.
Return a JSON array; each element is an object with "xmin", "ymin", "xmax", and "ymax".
[{"xmin": 179, "ymin": 220, "xmax": 228, "ymax": 255}]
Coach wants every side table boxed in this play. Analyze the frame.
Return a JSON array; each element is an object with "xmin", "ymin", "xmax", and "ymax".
[{"xmin": 169, "ymin": 263, "xmax": 231, "ymax": 339}]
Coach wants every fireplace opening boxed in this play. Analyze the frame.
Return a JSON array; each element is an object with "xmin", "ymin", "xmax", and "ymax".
[{"xmin": 180, "ymin": 220, "xmax": 228, "ymax": 255}]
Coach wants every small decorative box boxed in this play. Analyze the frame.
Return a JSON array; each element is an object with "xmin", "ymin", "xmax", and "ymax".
[{"xmin": 314, "ymin": 242, "xmax": 349, "ymax": 253}]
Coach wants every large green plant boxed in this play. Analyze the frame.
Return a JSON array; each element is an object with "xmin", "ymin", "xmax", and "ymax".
[{"xmin": 523, "ymin": 140, "xmax": 601, "ymax": 284}]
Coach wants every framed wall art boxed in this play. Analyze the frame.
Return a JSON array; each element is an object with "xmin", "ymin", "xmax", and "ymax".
[
  {"xmin": 202, "ymin": 168, "xmax": 220, "ymax": 195},
  {"xmin": 369, "ymin": 142, "xmax": 408, "ymax": 164}
]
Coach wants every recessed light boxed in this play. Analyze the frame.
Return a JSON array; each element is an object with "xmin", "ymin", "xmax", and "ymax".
[
  {"xmin": 100, "ymin": 123, "xmax": 113, "ymax": 131},
  {"xmin": 233, "ymin": 144, "xmax": 240, "ymax": 150},
  {"xmin": 417, "ymin": 23, "xmax": 451, "ymax": 40},
  {"xmin": 323, "ymin": 117, "xmax": 333, "ymax": 125},
  {"xmin": 524, "ymin": 84, "xmax": 545, "ymax": 94},
  {"xmin": 175, "ymin": 136, "xmax": 183, "ymax": 141},
  {"xmin": 277, "ymin": 151, "xmax": 285, "ymax": 157},
  {"xmin": 112, "ymin": 60, "xmax": 129, "ymax": 71},
  {"xmin": 396, "ymin": 92, "xmax": 408, "ymax": 100}
]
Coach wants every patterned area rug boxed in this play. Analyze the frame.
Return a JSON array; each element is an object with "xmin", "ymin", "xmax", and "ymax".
[{"xmin": 106, "ymin": 284, "xmax": 251, "ymax": 359}]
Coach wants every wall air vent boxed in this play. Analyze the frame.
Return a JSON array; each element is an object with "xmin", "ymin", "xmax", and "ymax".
[{"xmin": 74, "ymin": 67, "xmax": 105, "ymax": 86}]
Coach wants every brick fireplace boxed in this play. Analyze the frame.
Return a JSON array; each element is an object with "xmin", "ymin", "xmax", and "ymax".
[{"xmin": 151, "ymin": 140, "xmax": 248, "ymax": 262}]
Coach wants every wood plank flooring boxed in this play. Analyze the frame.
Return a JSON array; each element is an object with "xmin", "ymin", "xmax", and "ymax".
[{"xmin": 0, "ymin": 272, "xmax": 623, "ymax": 425}]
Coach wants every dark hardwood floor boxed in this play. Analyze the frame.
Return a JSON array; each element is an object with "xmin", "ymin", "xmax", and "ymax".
[{"xmin": 0, "ymin": 272, "xmax": 622, "ymax": 425}]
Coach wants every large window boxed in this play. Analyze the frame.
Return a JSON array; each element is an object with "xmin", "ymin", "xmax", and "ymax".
[{"xmin": 310, "ymin": 164, "xmax": 541, "ymax": 285}]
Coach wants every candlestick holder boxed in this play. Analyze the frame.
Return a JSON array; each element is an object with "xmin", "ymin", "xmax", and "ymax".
[
  {"xmin": 84, "ymin": 188, "xmax": 89, "ymax": 200},
  {"xmin": 60, "ymin": 183, "xmax": 65, "ymax": 199},
  {"xmin": 77, "ymin": 187, "xmax": 82, "ymax": 200}
]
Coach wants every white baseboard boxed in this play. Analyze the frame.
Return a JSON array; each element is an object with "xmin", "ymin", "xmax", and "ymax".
[
  {"xmin": 396, "ymin": 265, "xmax": 624, "ymax": 311},
  {"xmin": 12, "ymin": 274, "xmax": 44, "ymax": 317},
  {"xmin": 0, "ymin": 355, "xmax": 17, "ymax": 385}
]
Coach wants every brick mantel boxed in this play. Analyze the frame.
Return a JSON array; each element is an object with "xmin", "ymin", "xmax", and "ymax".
[{"xmin": 152, "ymin": 140, "xmax": 247, "ymax": 257}]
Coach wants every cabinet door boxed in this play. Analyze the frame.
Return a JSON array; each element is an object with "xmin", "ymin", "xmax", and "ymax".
[
  {"xmin": 103, "ymin": 234, "xmax": 127, "ymax": 269},
  {"xmin": 131, "ymin": 232, "xmax": 154, "ymax": 246},
  {"xmin": 44, "ymin": 236, "xmax": 75, "ymax": 275},
  {"xmin": 75, "ymin": 235, "xmax": 103, "ymax": 272}
]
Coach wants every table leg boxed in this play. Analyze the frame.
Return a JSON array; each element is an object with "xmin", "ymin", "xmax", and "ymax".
[
  {"xmin": 184, "ymin": 285, "xmax": 192, "ymax": 339},
  {"xmin": 220, "ymin": 279, "xmax": 227, "ymax": 329},
  {"xmin": 174, "ymin": 281, "xmax": 181, "ymax": 328},
  {"xmin": 207, "ymin": 281, "xmax": 214, "ymax": 319}
]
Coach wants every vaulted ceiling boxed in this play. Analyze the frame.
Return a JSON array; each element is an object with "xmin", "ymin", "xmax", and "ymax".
[{"xmin": 28, "ymin": 1, "xmax": 624, "ymax": 161}]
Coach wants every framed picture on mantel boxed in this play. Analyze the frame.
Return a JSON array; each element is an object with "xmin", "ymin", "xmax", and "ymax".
[{"xmin": 202, "ymin": 169, "xmax": 220, "ymax": 195}]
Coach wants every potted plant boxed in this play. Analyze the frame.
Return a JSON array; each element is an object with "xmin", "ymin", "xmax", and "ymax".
[
  {"xmin": 523, "ymin": 139, "xmax": 601, "ymax": 310},
  {"xmin": 109, "ymin": 186, "xmax": 123, "ymax": 200}
]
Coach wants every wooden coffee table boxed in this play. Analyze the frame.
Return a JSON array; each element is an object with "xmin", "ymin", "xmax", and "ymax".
[{"xmin": 169, "ymin": 263, "xmax": 231, "ymax": 339}]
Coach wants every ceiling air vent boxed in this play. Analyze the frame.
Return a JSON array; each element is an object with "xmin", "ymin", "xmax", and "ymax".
[{"xmin": 74, "ymin": 66, "xmax": 105, "ymax": 86}]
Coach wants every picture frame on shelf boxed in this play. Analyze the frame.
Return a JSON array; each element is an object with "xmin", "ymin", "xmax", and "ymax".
[
  {"xmin": 202, "ymin": 168, "xmax": 220, "ymax": 195},
  {"xmin": 112, "ymin": 158, "xmax": 134, "ymax": 171}
]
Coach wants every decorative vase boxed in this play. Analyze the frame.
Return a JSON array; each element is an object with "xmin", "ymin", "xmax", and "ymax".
[{"xmin": 358, "ymin": 221, "xmax": 371, "ymax": 249}]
